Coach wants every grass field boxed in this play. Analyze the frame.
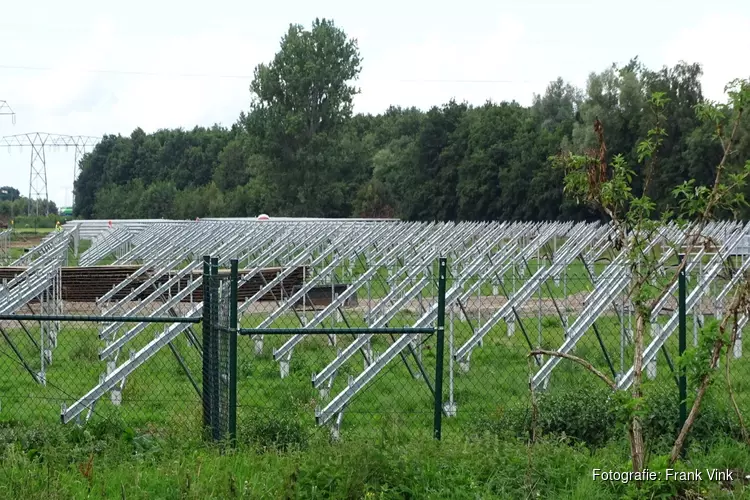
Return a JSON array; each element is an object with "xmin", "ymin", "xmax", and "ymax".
[
  {"xmin": 3, "ymin": 422, "xmax": 750, "ymax": 498},
  {"xmin": 2, "ymin": 304, "xmax": 749, "ymax": 440},
  {"xmin": 3, "ymin": 249, "xmax": 750, "ymax": 497},
  {"xmin": 1, "ymin": 230, "xmax": 90, "ymax": 265},
  {"xmin": 2, "ymin": 253, "xmax": 748, "ymax": 428},
  {"xmin": 12, "ymin": 227, "xmax": 56, "ymax": 235}
]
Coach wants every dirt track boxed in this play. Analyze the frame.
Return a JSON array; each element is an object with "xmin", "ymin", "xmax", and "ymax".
[{"xmin": 0, "ymin": 291, "xmax": 723, "ymax": 330}]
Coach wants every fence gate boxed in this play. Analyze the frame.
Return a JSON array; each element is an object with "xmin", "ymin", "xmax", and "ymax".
[{"xmin": 202, "ymin": 256, "xmax": 446, "ymax": 446}]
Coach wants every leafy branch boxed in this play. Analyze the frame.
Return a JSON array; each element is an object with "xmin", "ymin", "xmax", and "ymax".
[
  {"xmin": 670, "ymin": 280, "xmax": 750, "ymax": 463},
  {"xmin": 548, "ymin": 77, "xmax": 750, "ymax": 475}
]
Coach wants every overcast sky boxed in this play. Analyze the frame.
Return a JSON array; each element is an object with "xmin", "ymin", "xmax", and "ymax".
[{"xmin": 1, "ymin": 0, "xmax": 749, "ymax": 207}]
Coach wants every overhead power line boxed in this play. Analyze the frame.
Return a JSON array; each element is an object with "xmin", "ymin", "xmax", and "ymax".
[
  {"xmin": 0, "ymin": 64, "xmax": 537, "ymax": 84},
  {"xmin": 0, "ymin": 65, "xmax": 255, "ymax": 80}
]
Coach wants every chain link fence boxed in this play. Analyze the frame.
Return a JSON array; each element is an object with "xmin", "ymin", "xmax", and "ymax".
[
  {"xmin": 2, "ymin": 237, "xmax": 749, "ymax": 451},
  {"xmin": 0, "ymin": 313, "xmax": 203, "ymax": 432},
  {"xmin": 227, "ymin": 257, "xmax": 445, "ymax": 445}
]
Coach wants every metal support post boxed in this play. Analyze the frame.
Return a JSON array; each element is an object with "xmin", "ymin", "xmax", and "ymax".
[
  {"xmin": 229, "ymin": 259, "xmax": 238, "ymax": 447},
  {"xmin": 678, "ymin": 253, "xmax": 687, "ymax": 447},
  {"xmin": 201, "ymin": 255, "xmax": 211, "ymax": 432},
  {"xmin": 433, "ymin": 257, "xmax": 447, "ymax": 440},
  {"xmin": 210, "ymin": 257, "xmax": 220, "ymax": 441}
]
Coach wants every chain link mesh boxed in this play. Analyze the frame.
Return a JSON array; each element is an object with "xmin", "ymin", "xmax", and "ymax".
[
  {"xmin": 231, "ymin": 259, "xmax": 443, "ymax": 445},
  {"xmin": 1, "ymin": 220, "xmax": 749, "ymax": 452},
  {"xmin": 209, "ymin": 271, "xmax": 232, "ymax": 440}
]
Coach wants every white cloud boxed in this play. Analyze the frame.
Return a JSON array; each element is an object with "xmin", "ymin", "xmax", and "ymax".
[
  {"xmin": 19, "ymin": 19, "xmax": 117, "ymax": 116},
  {"xmin": 661, "ymin": 14, "xmax": 750, "ymax": 102},
  {"xmin": 1, "ymin": 28, "xmax": 266, "ymax": 205},
  {"xmin": 355, "ymin": 15, "xmax": 531, "ymax": 113}
]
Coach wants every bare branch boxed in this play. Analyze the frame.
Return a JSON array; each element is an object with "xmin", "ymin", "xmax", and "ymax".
[
  {"xmin": 528, "ymin": 349, "xmax": 616, "ymax": 389},
  {"xmin": 669, "ymin": 287, "xmax": 747, "ymax": 463},
  {"xmin": 725, "ymin": 315, "xmax": 749, "ymax": 444}
]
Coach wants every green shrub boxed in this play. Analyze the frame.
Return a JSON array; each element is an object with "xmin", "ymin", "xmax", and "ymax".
[
  {"xmin": 473, "ymin": 385, "xmax": 617, "ymax": 447},
  {"xmin": 474, "ymin": 382, "xmax": 745, "ymax": 451},
  {"xmin": 641, "ymin": 384, "xmax": 743, "ymax": 451},
  {"xmin": 13, "ymin": 215, "xmax": 64, "ymax": 229},
  {"xmin": 541, "ymin": 316, "xmax": 562, "ymax": 328},
  {"xmin": 0, "ymin": 422, "xmax": 65, "ymax": 457},
  {"xmin": 536, "ymin": 385, "xmax": 617, "ymax": 446},
  {"xmin": 239, "ymin": 411, "xmax": 309, "ymax": 452}
]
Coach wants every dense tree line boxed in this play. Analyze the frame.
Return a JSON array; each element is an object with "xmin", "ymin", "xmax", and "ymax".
[
  {"xmin": 72, "ymin": 19, "xmax": 750, "ymax": 221},
  {"xmin": 0, "ymin": 186, "xmax": 58, "ymax": 224}
]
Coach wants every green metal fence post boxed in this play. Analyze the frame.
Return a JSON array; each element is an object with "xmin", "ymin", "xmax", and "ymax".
[
  {"xmin": 229, "ymin": 259, "xmax": 238, "ymax": 447},
  {"xmin": 201, "ymin": 255, "xmax": 211, "ymax": 434},
  {"xmin": 433, "ymin": 257, "xmax": 447, "ymax": 440},
  {"xmin": 210, "ymin": 257, "xmax": 220, "ymax": 442},
  {"xmin": 678, "ymin": 253, "xmax": 687, "ymax": 446}
]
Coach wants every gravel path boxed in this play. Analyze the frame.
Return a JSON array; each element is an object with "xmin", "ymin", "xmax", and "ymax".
[{"xmin": 0, "ymin": 292, "xmax": 723, "ymax": 330}]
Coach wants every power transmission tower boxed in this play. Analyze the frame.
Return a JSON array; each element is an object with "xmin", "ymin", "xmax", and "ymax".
[
  {"xmin": 0, "ymin": 100, "xmax": 16, "ymax": 125},
  {"xmin": 0, "ymin": 133, "xmax": 100, "ymax": 216},
  {"xmin": 0, "ymin": 101, "xmax": 16, "ymax": 228}
]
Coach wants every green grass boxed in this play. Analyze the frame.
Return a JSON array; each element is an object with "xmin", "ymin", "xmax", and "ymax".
[
  {"xmin": 2, "ymin": 420, "xmax": 750, "ymax": 498},
  {"xmin": 0, "ymin": 234, "xmax": 90, "ymax": 265},
  {"xmin": 1, "ymin": 252, "xmax": 744, "ymax": 440},
  {"xmin": 2, "ymin": 309, "xmax": 750, "ymax": 496},
  {"xmin": 65, "ymin": 239, "xmax": 92, "ymax": 266},
  {"xmin": 3, "ymin": 249, "xmax": 750, "ymax": 496},
  {"xmin": 3, "ymin": 306, "xmax": 750, "ymax": 440},
  {"xmin": 295, "ymin": 251, "xmax": 731, "ymax": 303},
  {"xmin": 11, "ymin": 226, "xmax": 56, "ymax": 235},
  {"xmin": 7, "ymin": 247, "xmax": 24, "ymax": 261}
]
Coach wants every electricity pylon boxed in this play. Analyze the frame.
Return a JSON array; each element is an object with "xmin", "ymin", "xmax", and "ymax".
[{"xmin": 0, "ymin": 133, "xmax": 101, "ymax": 216}]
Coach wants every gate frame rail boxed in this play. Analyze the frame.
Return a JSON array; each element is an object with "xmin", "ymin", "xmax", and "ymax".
[{"xmin": 222, "ymin": 256, "xmax": 448, "ymax": 444}]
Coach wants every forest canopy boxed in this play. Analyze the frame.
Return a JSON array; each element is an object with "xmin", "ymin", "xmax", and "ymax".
[{"xmin": 71, "ymin": 19, "xmax": 750, "ymax": 221}]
